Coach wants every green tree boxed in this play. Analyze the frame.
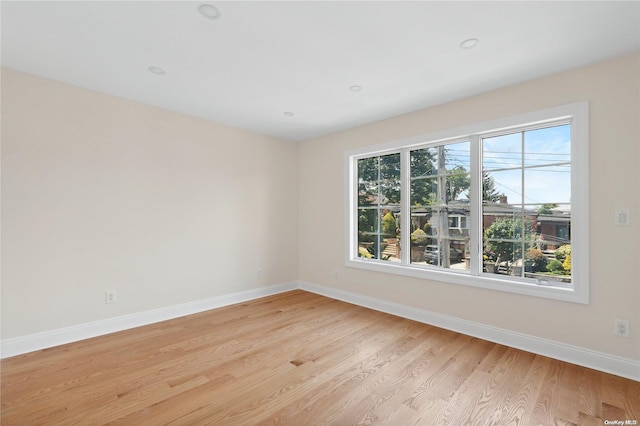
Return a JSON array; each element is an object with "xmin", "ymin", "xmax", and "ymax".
[
  {"xmin": 381, "ymin": 211, "xmax": 397, "ymax": 237},
  {"xmin": 484, "ymin": 217, "xmax": 535, "ymax": 262},
  {"xmin": 380, "ymin": 154, "xmax": 401, "ymax": 204},
  {"xmin": 482, "ymin": 172, "xmax": 504, "ymax": 202},
  {"xmin": 410, "ymin": 149, "xmax": 437, "ymax": 207},
  {"xmin": 547, "ymin": 259, "xmax": 564, "ymax": 272},
  {"xmin": 410, "ymin": 149, "xmax": 471, "ymax": 205},
  {"xmin": 563, "ymin": 254, "xmax": 571, "ymax": 272},
  {"xmin": 357, "ymin": 209, "xmax": 376, "ymax": 242},
  {"xmin": 358, "ymin": 157, "xmax": 378, "ymax": 206},
  {"xmin": 447, "ymin": 165, "xmax": 470, "ymax": 201},
  {"xmin": 410, "ymin": 228, "xmax": 428, "ymax": 245},
  {"xmin": 358, "ymin": 155, "xmax": 401, "ymax": 206},
  {"xmin": 555, "ymin": 244, "xmax": 571, "ymax": 262},
  {"xmin": 538, "ymin": 203, "xmax": 558, "ymax": 214},
  {"xmin": 525, "ymin": 248, "xmax": 548, "ymax": 272}
]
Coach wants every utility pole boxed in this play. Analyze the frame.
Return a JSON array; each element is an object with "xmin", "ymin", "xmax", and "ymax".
[{"xmin": 438, "ymin": 146, "xmax": 450, "ymax": 267}]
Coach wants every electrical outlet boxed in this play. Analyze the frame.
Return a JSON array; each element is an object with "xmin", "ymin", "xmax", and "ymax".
[
  {"xmin": 105, "ymin": 290, "xmax": 117, "ymax": 304},
  {"xmin": 614, "ymin": 319, "xmax": 629, "ymax": 337},
  {"xmin": 256, "ymin": 268, "xmax": 262, "ymax": 278}
]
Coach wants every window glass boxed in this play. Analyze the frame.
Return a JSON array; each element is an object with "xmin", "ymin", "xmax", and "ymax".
[
  {"xmin": 357, "ymin": 153, "xmax": 401, "ymax": 261},
  {"xmin": 410, "ymin": 141, "xmax": 470, "ymax": 270},
  {"xmin": 482, "ymin": 124, "xmax": 571, "ymax": 283},
  {"xmin": 347, "ymin": 103, "xmax": 587, "ymax": 303}
]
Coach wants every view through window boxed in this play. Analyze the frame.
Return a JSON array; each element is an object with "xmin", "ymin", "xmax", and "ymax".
[{"xmin": 349, "ymin": 103, "xmax": 588, "ymax": 302}]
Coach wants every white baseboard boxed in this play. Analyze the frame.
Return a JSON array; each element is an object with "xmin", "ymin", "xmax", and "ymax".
[
  {"xmin": 298, "ymin": 281, "xmax": 640, "ymax": 382},
  {"xmin": 0, "ymin": 282, "xmax": 297, "ymax": 359},
  {"xmin": 3, "ymin": 280, "xmax": 638, "ymax": 382}
]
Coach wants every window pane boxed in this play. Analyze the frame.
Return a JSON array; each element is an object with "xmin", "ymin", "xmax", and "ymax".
[
  {"xmin": 358, "ymin": 208, "xmax": 377, "ymax": 233},
  {"xmin": 483, "ymin": 133, "xmax": 522, "ymax": 172},
  {"xmin": 410, "ymin": 148, "xmax": 438, "ymax": 178},
  {"xmin": 381, "ymin": 154, "xmax": 401, "ymax": 205},
  {"xmin": 382, "ymin": 181, "xmax": 401, "ymax": 206},
  {"xmin": 525, "ymin": 243, "xmax": 549, "ymax": 276},
  {"xmin": 482, "ymin": 124, "xmax": 571, "ymax": 286},
  {"xmin": 484, "ymin": 169, "xmax": 521, "ymax": 205},
  {"xmin": 422, "ymin": 239, "xmax": 468, "ymax": 270},
  {"xmin": 445, "ymin": 207, "xmax": 470, "ymax": 238},
  {"xmin": 524, "ymin": 125, "xmax": 571, "ymax": 166},
  {"xmin": 379, "ymin": 210, "xmax": 399, "ymax": 238},
  {"xmin": 380, "ymin": 153, "xmax": 401, "ymax": 180},
  {"xmin": 450, "ymin": 239, "xmax": 469, "ymax": 270},
  {"xmin": 444, "ymin": 141, "xmax": 471, "ymax": 201},
  {"xmin": 410, "ymin": 207, "xmax": 434, "ymax": 264},
  {"xmin": 525, "ymin": 168, "xmax": 571, "ymax": 205},
  {"xmin": 357, "ymin": 154, "xmax": 401, "ymax": 262},
  {"xmin": 411, "ymin": 178, "xmax": 437, "ymax": 207},
  {"xmin": 409, "ymin": 142, "xmax": 470, "ymax": 270},
  {"xmin": 358, "ymin": 183, "xmax": 377, "ymax": 205},
  {"xmin": 358, "ymin": 157, "xmax": 378, "ymax": 183},
  {"xmin": 533, "ymin": 204, "xmax": 571, "ymax": 250}
]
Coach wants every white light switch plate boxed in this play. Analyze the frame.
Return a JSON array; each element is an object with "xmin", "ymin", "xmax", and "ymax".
[{"xmin": 615, "ymin": 209, "xmax": 630, "ymax": 226}]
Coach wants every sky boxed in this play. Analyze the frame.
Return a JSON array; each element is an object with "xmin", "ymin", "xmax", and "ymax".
[
  {"xmin": 439, "ymin": 123, "xmax": 571, "ymax": 210},
  {"xmin": 482, "ymin": 124, "xmax": 571, "ymax": 209}
]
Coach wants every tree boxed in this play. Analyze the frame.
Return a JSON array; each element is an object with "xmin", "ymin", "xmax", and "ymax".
[
  {"xmin": 525, "ymin": 248, "xmax": 548, "ymax": 272},
  {"xmin": 410, "ymin": 149, "xmax": 437, "ymax": 206},
  {"xmin": 482, "ymin": 172, "xmax": 504, "ymax": 202},
  {"xmin": 381, "ymin": 211, "xmax": 398, "ymax": 237},
  {"xmin": 379, "ymin": 154, "xmax": 401, "ymax": 204},
  {"xmin": 357, "ymin": 155, "xmax": 401, "ymax": 206},
  {"xmin": 358, "ymin": 157, "xmax": 378, "ymax": 206},
  {"xmin": 538, "ymin": 204, "xmax": 558, "ymax": 214},
  {"xmin": 555, "ymin": 244, "xmax": 571, "ymax": 262},
  {"xmin": 562, "ymin": 254, "xmax": 571, "ymax": 273},
  {"xmin": 357, "ymin": 155, "xmax": 401, "ymax": 259},
  {"xmin": 358, "ymin": 210, "xmax": 376, "ymax": 242},
  {"xmin": 410, "ymin": 228, "xmax": 428, "ymax": 245},
  {"xmin": 484, "ymin": 217, "xmax": 535, "ymax": 262},
  {"xmin": 447, "ymin": 165, "xmax": 470, "ymax": 201}
]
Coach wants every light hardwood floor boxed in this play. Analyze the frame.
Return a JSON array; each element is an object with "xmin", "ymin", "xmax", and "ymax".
[{"xmin": 2, "ymin": 290, "xmax": 639, "ymax": 425}]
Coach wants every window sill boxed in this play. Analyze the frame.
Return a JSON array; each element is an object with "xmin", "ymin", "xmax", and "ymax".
[{"xmin": 346, "ymin": 258, "xmax": 587, "ymax": 304}]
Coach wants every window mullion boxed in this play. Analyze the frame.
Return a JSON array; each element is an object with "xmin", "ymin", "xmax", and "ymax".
[
  {"xmin": 520, "ymin": 131, "xmax": 525, "ymax": 278},
  {"xmin": 470, "ymin": 135, "xmax": 481, "ymax": 275},
  {"xmin": 376, "ymin": 157, "xmax": 382, "ymax": 260},
  {"xmin": 400, "ymin": 149, "xmax": 411, "ymax": 265}
]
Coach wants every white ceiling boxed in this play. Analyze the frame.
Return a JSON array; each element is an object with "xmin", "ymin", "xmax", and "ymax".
[{"xmin": 2, "ymin": 1, "xmax": 640, "ymax": 142}]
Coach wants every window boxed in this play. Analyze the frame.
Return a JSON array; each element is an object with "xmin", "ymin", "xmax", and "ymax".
[
  {"xmin": 346, "ymin": 102, "xmax": 589, "ymax": 303},
  {"xmin": 409, "ymin": 140, "xmax": 471, "ymax": 270},
  {"xmin": 357, "ymin": 153, "xmax": 401, "ymax": 261}
]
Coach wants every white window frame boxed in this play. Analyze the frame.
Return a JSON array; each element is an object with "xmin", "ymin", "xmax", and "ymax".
[{"xmin": 345, "ymin": 102, "xmax": 589, "ymax": 304}]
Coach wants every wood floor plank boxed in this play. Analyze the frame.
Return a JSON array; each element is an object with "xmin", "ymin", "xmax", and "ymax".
[
  {"xmin": 443, "ymin": 345, "xmax": 534, "ymax": 425},
  {"xmin": 191, "ymin": 311, "xmax": 414, "ymax": 425},
  {"xmin": 2, "ymin": 290, "xmax": 638, "ymax": 425},
  {"xmin": 297, "ymin": 331, "xmax": 430, "ymax": 424},
  {"xmin": 259, "ymin": 328, "xmax": 436, "ymax": 425},
  {"xmin": 502, "ymin": 354, "xmax": 555, "ymax": 425}
]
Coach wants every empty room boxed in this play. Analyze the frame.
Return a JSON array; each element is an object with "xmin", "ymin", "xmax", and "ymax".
[{"xmin": 1, "ymin": 1, "xmax": 639, "ymax": 424}]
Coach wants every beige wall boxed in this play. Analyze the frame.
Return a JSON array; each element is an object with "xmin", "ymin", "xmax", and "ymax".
[
  {"xmin": 1, "ymin": 69, "xmax": 299, "ymax": 338},
  {"xmin": 2, "ymin": 54, "xmax": 639, "ymax": 363},
  {"xmin": 299, "ymin": 53, "xmax": 640, "ymax": 361}
]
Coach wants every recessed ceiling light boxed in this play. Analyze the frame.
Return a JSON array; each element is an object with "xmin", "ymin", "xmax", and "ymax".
[
  {"xmin": 349, "ymin": 85, "xmax": 363, "ymax": 92},
  {"xmin": 459, "ymin": 38, "xmax": 479, "ymax": 49},
  {"xmin": 148, "ymin": 66, "xmax": 166, "ymax": 75},
  {"xmin": 283, "ymin": 112, "xmax": 295, "ymax": 117},
  {"xmin": 198, "ymin": 4, "xmax": 221, "ymax": 20}
]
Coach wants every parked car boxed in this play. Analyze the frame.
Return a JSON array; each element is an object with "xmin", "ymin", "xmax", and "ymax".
[{"xmin": 424, "ymin": 245, "xmax": 463, "ymax": 264}]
